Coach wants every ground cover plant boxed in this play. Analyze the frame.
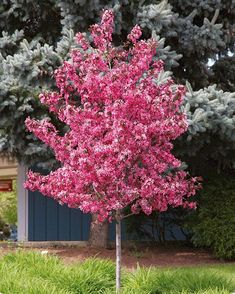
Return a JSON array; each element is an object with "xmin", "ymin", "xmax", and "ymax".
[{"xmin": 0, "ymin": 251, "xmax": 234, "ymax": 294}]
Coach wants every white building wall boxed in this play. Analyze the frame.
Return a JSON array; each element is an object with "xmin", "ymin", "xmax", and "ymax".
[{"xmin": 17, "ymin": 165, "xmax": 28, "ymax": 241}]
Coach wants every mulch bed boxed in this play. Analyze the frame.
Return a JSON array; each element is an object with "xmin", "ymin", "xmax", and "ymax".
[{"xmin": 0, "ymin": 242, "xmax": 233, "ymax": 268}]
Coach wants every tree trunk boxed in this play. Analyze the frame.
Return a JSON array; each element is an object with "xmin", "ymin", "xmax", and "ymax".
[
  {"xmin": 116, "ymin": 218, "xmax": 121, "ymax": 294},
  {"xmin": 89, "ymin": 213, "xmax": 109, "ymax": 248}
]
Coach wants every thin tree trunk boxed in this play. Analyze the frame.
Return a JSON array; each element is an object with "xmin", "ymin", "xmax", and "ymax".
[
  {"xmin": 116, "ymin": 218, "xmax": 121, "ymax": 294},
  {"xmin": 89, "ymin": 213, "xmax": 109, "ymax": 248}
]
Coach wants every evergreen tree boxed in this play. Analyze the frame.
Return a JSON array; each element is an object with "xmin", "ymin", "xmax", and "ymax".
[
  {"xmin": 0, "ymin": 0, "xmax": 234, "ymax": 170},
  {"xmin": 211, "ymin": 55, "xmax": 235, "ymax": 92}
]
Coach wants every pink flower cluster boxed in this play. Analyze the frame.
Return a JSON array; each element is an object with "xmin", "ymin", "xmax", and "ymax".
[
  {"xmin": 25, "ymin": 10, "xmax": 201, "ymax": 222},
  {"xmin": 127, "ymin": 25, "xmax": 142, "ymax": 44}
]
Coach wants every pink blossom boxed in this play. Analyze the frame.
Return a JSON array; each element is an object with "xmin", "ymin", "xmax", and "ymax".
[
  {"xmin": 127, "ymin": 25, "xmax": 142, "ymax": 44},
  {"xmin": 75, "ymin": 32, "xmax": 89, "ymax": 50},
  {"xmin": 25, "ymin": 10, "xmax": 201, "ymax": 222}
]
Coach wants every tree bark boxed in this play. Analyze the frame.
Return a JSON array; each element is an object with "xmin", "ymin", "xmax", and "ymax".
[
  {"xmin": 89, "ymin": 213, "xmax": 109, "ymax": 248},
  {"xmin": 116, "ymin": 218, "xmax": 121, "ymax": 294}
]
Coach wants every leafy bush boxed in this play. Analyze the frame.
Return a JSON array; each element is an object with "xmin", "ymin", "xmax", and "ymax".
[
  {"xmin": 186, "ymin": 175, "xmax": 235, "ymax": 260},
  {"xmin": 0, "ymin": 180, "xmax": 17, "ymax": 225}
]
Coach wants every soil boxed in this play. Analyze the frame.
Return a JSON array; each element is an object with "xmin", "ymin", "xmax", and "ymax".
[{"xmin": 0, "ymin": 242, "xmax": 234, "ymax": 268}]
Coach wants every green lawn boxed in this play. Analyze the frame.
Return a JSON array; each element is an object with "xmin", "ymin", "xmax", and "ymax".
[{"xmin": 0, "ymin": 251, "xmax": 234, "ymax": 294}]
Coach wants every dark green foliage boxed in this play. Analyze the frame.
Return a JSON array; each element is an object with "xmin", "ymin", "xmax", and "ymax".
[
  {"xmin": 0, "ymin": 218, "xmax": 10, "ymax": 240},
  {"xmin": 211, "ymin": 55, "xmax": 235, "ymax": 92},
  {"xmin": 0, "ymin": 180, "xmax": 17, "ymax": 240},
  {"xmin": 185, "ymin": 174, "xmax": 235, "ymax": 260},
  {"xmin": 0, "ymin": 0, "xmax": 61, "ymax": 46},
  {"xmin": 0, "ymin": 180, "xmax": 17, "ymax": 225}
]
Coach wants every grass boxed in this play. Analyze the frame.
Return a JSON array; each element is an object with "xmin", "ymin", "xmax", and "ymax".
[
  {"xmin": 0, "ymin": 251, "xmax": 234, "ymax": 294},
  {"xmin": 122, "ymin": 264, "xmax": 235, "ymax": 294}
]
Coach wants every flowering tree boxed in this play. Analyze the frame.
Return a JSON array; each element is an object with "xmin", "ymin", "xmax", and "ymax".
[{"xmin": 25, "ymin": 10, "xmax": 201, "ymax": 293}]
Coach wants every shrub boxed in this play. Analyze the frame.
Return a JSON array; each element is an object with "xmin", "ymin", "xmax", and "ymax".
[
  {"xmin": 186, "ymin": 175, "xmax": 235, "ymax": 260},
  {"xmin": 0, "ymin": 180, "xmax": 17, "ymax": 225}
]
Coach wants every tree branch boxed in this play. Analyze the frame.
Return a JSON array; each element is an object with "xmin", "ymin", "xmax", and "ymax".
[
  {"xmin": 122, "ymin": 212, "xmax": 135, "ymax": 219},
  {"xmin": 211, "ymin": 9, "xmax": 220, "ymax": 25}
]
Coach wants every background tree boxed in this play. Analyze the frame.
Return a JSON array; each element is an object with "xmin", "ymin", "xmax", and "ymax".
[
  {"xmin": 24, "ymin": 11, "xmax": 201, "ymax": 292},
  {"xmin": 0, "ymin": 0, "xmax": 234, "ymax": 168},
  {"xmin": 0, "ymin": 0, "xmax": 234, "ymax": 249}
]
